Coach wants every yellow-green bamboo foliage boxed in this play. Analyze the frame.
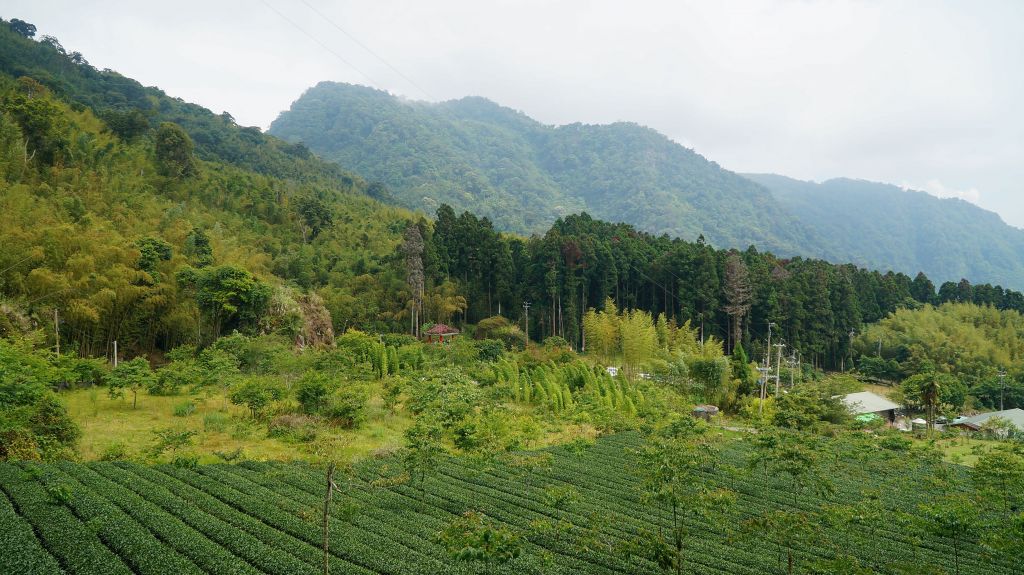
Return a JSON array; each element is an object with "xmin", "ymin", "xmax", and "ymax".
[
  {"xmin": 582, "ymin": 298, "xmax": 701, "ymax": 370},
  {"xmin": 494, "ymin": 359, "xmax": 646, "ymax": 417}
]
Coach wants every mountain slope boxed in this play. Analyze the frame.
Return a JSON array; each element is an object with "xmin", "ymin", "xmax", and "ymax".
[
  {"xmin": 0, "ymin": 19, "xmax": 415, "ymax": 353},
  {"xmin": 747, "ymin": 174, "xmax": 1024, "ymax": 288},
  {"xmin": 269, "ymin": 82, "xmax": 816, "ymax": 253}
]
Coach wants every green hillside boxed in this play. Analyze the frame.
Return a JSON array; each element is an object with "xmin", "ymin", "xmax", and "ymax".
[
  {"xmin": 269, "ymin": 82, "xmax": 817, "ymax": 254},
  {"xmin": 747, "ymin": 174, "xmax": 1024, "ymax": 288},
  {"xmin": 0, "ymin": 21, "xmax": 417, "ymax": 357}
]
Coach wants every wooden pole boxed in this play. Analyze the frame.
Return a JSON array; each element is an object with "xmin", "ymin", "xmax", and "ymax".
[{"xmin": 322, "ymin": 463, "xmax": 336, "ymax": 575}]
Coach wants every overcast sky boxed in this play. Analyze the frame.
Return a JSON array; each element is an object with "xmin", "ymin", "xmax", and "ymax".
[{"xmin": 8, "ymin": 1, "xmax": 1023, "ymax": 226}]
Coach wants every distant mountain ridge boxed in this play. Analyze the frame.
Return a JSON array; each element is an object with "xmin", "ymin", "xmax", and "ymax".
[
  {"xmin": 269, "ymin": 81, "xmax": 1024, "ymax": 289},
  {"xmin": 746, "ymin": 174, "xmax": 1024, "ymax": 288},
  {"xmin": 269, "ymin": 82, "xmax": 818, "ymax": 255}
]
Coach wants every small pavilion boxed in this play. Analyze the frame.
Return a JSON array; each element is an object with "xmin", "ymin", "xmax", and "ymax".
[{"xmin": 423, "ymin": 323, "xmax": 460, "ymax": 344}]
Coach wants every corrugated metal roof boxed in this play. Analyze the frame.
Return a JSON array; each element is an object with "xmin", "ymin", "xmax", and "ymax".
[
  {"xmin": 840, "ymin": 391, "xmax": 900, "ymax": 415},
  {"xmin": 958, "ymin": 408, "xmax": 1024, "ymax": 430}
]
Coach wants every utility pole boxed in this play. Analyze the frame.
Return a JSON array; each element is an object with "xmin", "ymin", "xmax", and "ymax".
[
  {"xmin": 999, "ymin": 369, "xmax": 1007, "ymax": 411},
  {"xmin": 113, "ymin": 340, "xmax": 118, "ymax": 368},
  {"xmin": 756, "ymin": 366, "xmax": 771, "ymax": 415},
  {"xmin": 522, "ymin": 301, "xmax": 531, "ymax": 346},
  {"xmin": 322, "ymin": 463, "xmax": 337, "ymax": 575},
  {"xmin": 765, "ymin": 322, "xmax": 775, "ymax": 374},
  {"xmin": 53, "ymin": 308, "xmax": 60, "ymax": 356},
  {"xmin": 774, "ymin": 342, "xmax": 785, "ymax": 397},
  {"xmin": 789, "ymin": 353, "xmax": 797, "ymax": 388},
  {"xmin": 877, "ymin": 337, "xmax": 882, "ymax": 357}
]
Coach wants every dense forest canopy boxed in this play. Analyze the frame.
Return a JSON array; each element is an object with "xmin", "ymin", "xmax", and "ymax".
[{"xmin": 427, "ymin": 208, "xmax": 1024, "ymax": 371}]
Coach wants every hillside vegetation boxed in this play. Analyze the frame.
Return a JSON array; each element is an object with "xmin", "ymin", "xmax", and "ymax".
[
  {"xmin": 269, "ymin": 82, "xmax": 816, "ymax": 254},
  {"xmin": 747, "ymin": 174, "xmax": 1024, "ymax": 288}
]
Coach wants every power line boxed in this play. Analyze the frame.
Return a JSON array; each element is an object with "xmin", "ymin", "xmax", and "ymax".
[
  {"xmin": 260, "ymin": 0, "xmax": 383, "ymax": 88},
  {"xmin": 297, "ymin": 0, "xmax": 434, "ymax": 100}
]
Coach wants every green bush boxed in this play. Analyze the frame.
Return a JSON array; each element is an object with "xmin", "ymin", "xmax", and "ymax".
[
  {"xmin": 203, "ymin": 412, "xmax": 229, "ymax": 432},
  {"xmin": 172, "ymin": 401, "xmax": 196, "ymax": 417},
  {"xmin": 324, "ymin": 386, "xmax": 368, "ymax": 429},
  {"xmin": 295, "ymin": 372, "xmax": 337, "ymax": 414},
  {"xmin": 98, "ymin": 441, "xmax": 129, "ymax": 461},
  {"xmin": 474, "ymin": 339, "xmax": 505, "ymax": 362}
]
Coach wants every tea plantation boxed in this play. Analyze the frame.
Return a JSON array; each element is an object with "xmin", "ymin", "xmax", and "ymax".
[{"xmin": 0, "ymin": 432, "xmax": 1017, "ymax": 574}]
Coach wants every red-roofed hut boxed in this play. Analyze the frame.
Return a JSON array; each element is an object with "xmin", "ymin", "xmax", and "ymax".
[{"xmin": 424, "ymin": 323, "xmax": 460, "ymax": 344}]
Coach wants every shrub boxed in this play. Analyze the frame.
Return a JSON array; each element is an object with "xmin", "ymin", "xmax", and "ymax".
[
  {"xmin": 229, "ymin": 377, "xmax": 284, "ymax": 419},
  {"xmin": 295, "ymin": 372, "xmax": 337, "ymax": 414},
  {"xmin": 99, "ymin": 442, "xmax": 129, "ymax": 461},
  {"xmin": 150, "ymin": 360, "xmax": 198, "ymax": 395},
  {"xmin": 474, "ymin": 339, "xmax": 505, "ymax": 362},
  {"xmin": 203, "ymin": 412, "xmax": 229, "ymax": 432},
  {"xmin": 474, "ymin": 316, "xmax": 511, "ymax": 340},
  {"xmin": 27, "ymin": 393, "xmax": 80, "ymax": 447},
  {"xmin": 172, "ymin": 401, "xmax": 196, "ymax": 417},
  {"xmin": 381, "ymin": 333, "xmax": 418, "ymax": 347},
  {"xmin": 324, "ymin": 386, "xmax": 369, "ymax": 429},
  {"xmin": 267, "ymin": 414, "xmax": 319, "ymax": 442}
]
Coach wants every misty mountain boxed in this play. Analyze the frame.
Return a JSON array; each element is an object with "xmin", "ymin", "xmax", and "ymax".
[
  {"xmin": 269, "ymin": 82, "xmax": 818, "ymax": 254},
  {"xmin": 746, "ymin": 174, "xmax": 1024, "ymax": 288}
]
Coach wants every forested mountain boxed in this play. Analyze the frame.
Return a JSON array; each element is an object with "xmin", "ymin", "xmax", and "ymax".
[
  {"xmin": 269, "ymin": 82, "xmax": 817, "ymax": 254},
  {"xmin": 270, "ymin": 83, "xmax": 1024, "ymax": 290},
  {"xmin": 747, "ymin": 174, "xmax": 1024, "ymax": 288}
]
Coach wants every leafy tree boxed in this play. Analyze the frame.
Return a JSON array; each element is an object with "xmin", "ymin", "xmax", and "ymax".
[
  {"xmin": 136, "ymin": 237, "xmax": 173, "ymax": 279},
  {"xmin": 154, "ymin": 122, "xmax": 197, "ymax": 179},
  {"xmin": 437, "ymin": 511, "xmax": 522, "ymax": 573},
  {"xmin": 100, "ymin": 108, "xmax": 150, "ymax": 141},
  {"xmin": 183, "ymin": 227, "xmax": 214, "ymax": 267},
  {"xmin": 741, "ymin": 509, "xmax": 819, "ymax": 575},
  {"xmin": 294, "ymin": 195, "xmax": 332, "ymax": 242},
  {"xmin": 917, "ymin": 495, "xmax": 980, "ymax": 575},
  {"xmin": 633, "ymin": 416, "xmax": 735, "ymax": 574},
  {"xmin": 106, "ymin": 357, "xmax": 155, "ymax": 409},
  {"xmin": 403, "ymin": 415, "xmax": 446, "ymax": 503},
  {"xmin": 296, "ymin": 371, "xmax": 337, "ymax": 414},
  {"xmin": 8, "ymin": 19, "xmax": 36, "ymax": 38},
  {"xmin": 177, "ymin": 265, "xmax": 271, "ymax": 339},
  {"xmin": 229, "ymin": 378, "xmax": 284, "ymax": 418},
  {"xmin": 972, "ymin": 449, "xmax": 1024, "ymax": 514}
]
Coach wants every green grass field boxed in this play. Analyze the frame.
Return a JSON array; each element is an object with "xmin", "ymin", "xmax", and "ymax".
[{"xmin": 63, "ymin": 387, "xmax": 414, "ymax": 464}]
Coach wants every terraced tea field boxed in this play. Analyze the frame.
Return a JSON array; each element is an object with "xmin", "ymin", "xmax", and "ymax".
[{"xmin": 0, "ymin": 433, "xmax": 1016, "ymax": 574}]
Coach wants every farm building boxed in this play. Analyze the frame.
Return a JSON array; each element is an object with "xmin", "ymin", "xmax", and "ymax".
[
  {"xmin": 839, "ymin": 391, "xmax": 900, "ymax": 423},
  {"xmin": 950, "ymin": 408, "xmax": 1024, "ymax": 432},
  {"xmin": 423, "ymin": 323, "xmax": 460, "ymax": 344}
]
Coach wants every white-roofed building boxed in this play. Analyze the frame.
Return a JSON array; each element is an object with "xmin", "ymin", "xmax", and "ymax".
[{"xmin": 840, "ymin": 391, "xmax": 901, "ymax": 423}]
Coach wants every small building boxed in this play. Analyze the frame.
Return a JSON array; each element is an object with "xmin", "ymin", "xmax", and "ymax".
[
  {"xmin": 692, "ymin": 404, "xmax": 720, "ymax": 421},
  {"xmin": 950, "ymin": 408, "xmax": 1024, "ymax": 432},
  {"xmin": 423, "ymin": 323, "xmax": 460, "ymax": 344},
  {"xmin": 840, "ymin": 391, "xmax": 900, "ymax": 423}
]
